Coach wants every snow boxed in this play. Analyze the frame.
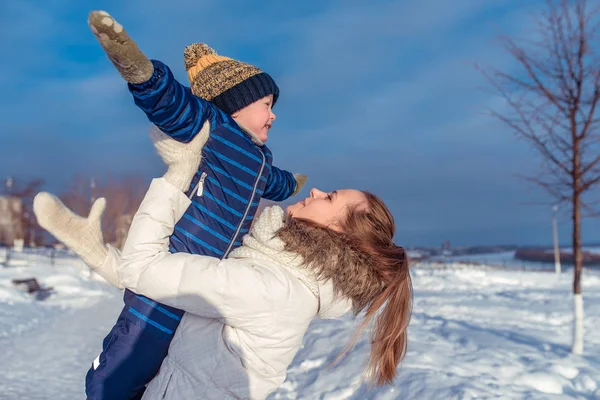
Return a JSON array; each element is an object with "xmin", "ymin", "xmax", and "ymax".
[
  {"xmin": 0, "ymin": 249, "xmax": 122, "ymax": 400},
  {"xmin": 1, "ymin": 251, "xmax": 599, "ymax": 399}
]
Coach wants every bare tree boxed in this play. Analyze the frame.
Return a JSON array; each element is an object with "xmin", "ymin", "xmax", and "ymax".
[
  {"xmin": 479, "ymin": 0, "xmax": 600, "ymax": 354},
  {"xmin": 97, "ymin": 174, "xmax": 146, "ymax": 247}
]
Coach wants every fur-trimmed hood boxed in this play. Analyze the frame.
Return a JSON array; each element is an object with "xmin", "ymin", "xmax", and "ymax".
[{"xmin": 229, "ymin": 206, "xmax": 383, "ymax": 319}]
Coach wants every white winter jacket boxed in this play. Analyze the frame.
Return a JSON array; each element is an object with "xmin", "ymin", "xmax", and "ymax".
[{"xmin": 103, "ymin": 178, "xmax": 352, "ymax": 399}]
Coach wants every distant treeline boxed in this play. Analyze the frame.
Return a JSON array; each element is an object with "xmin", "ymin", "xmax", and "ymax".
[{"xmin": 515, "ymin": 249, "xmax": 600, "ymax": 266}]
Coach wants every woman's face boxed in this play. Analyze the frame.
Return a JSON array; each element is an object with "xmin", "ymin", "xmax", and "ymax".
[{"xmin": 286, "ymin": 188, "xmax": 368, "ymax": 231}]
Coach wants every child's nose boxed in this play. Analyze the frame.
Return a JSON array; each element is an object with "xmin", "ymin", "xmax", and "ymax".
[{"xmin": 270, "ymin": 110, "xmax": 276, "ymax": 121}]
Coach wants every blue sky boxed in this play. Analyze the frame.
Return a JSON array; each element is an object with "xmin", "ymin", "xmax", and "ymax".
[{"xmin": 2, "ymin": 0, "xmax": 598, "ymax": 247}]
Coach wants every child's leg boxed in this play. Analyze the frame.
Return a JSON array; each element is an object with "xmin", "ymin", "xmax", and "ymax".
[{"xmin": 85, "ymin": 290, "xmax": 184, "ymax": 400}]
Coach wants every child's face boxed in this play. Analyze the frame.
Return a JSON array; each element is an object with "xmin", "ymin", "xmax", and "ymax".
[{"xmin": 232, "ymin": 95, "xmax": 276, "ymax": 142}]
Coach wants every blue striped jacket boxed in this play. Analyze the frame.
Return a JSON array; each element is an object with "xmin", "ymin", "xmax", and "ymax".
[{"xmin": 125, "ymin": 60, "xmax": 298, "ymax": 332}]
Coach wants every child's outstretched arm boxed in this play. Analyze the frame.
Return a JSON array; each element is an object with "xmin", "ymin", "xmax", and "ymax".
[
  {"xmin": 263, "ymin": 166, "xmax": 308, "ymax": 201},
  {"xmin": 88, "ymin": 10, "xmax": 215, "ymax": 143}
]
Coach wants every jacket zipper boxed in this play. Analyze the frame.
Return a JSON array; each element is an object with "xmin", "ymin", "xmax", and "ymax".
[
  {"xmin": 196, "ymin": 172, "xmax": 207, "ymax": 197},
  {"xmin": 223, "ymin": 148, "xmax": 265, "ymax": 258},
  {"xmin": 187, "ymin": 171, "xmax": 207, "ymax": 200}
]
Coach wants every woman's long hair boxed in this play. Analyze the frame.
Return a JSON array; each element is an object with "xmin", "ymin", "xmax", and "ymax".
[
  {"xmin": 280, "ymin": 191, "xmax": 413, "ymax": 385},
  {"xmin": 341, "ymin": 192, "xmax": 412, "ymax": 385}
]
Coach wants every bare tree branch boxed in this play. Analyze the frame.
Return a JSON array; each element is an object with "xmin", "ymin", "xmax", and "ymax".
[
  {"xmin": 580, "ymin": 173, "xmax": 600, "ymax": 191},
  {"xmin": 581, "ymin": 200, "xmax": 600, "ymax": 216}
]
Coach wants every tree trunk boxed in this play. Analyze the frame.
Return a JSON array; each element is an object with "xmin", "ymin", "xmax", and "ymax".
[{"xmin": 571, "ymin": 190, "xmax": 584, "ymax": 354}]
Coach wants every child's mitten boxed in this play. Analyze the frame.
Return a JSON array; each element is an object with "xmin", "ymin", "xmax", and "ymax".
[
  {"xmin": 293, "ymin": 174, "xmax": 308, "ymax": 196},
  {"xmin": 88, "ymin": 10, "xmax": 154, "ymax": 84},
  {"xmin": 149, "ymin": 122, "xmax": 211, "ymax": 193}
]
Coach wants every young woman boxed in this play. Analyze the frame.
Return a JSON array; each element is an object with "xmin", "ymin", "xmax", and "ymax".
[{"xmin": 34, "ymin": 128, "xmax": 412, "ymax": 399}]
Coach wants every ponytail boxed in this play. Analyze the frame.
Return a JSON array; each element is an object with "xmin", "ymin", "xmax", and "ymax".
[
  {"xmin": 337, "ymin": 193, "xmax": 413, "ymax": 385},
  {"xmin": 365, "ymin": 254, "xmax": 412, "ymax": 384}
]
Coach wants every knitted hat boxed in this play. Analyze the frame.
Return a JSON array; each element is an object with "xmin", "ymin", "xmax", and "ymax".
[{"xmin": 184, "ymin": 43, "xmax": 279, "ymax": 114}]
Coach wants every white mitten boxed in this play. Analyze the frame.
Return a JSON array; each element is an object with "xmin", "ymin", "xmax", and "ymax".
[
  {"xmin": 33, "ymin": 193, "xmax": 109, "ymax": 271},
  {"xmin": 150, "ymin": 121, "xmax": 210, "ymax": 192}
]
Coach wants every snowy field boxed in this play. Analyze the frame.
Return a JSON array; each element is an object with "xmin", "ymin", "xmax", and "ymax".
[{"xmin": 1, "ymin": 249, "xmax": 599, "ymax": 399}]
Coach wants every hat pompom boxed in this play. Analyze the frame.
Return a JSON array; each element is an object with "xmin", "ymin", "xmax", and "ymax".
[{"xmin": 184, "ymin": 43, "xmax": 218, "ymax": 71}]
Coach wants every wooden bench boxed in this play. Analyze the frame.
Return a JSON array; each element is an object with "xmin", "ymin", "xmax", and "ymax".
[{"xmin": 12, "ymin": 278, "xmax": 54, "ymax": 300}]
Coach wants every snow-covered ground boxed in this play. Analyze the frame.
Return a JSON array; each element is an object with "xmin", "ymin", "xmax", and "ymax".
[
  {"xmin": 1, "ymin": 250, "xmax": 599, "ymax": 399},
  {"xmin": 0, "ymin": 249, "xmax": 123, "ymax": 400}
]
